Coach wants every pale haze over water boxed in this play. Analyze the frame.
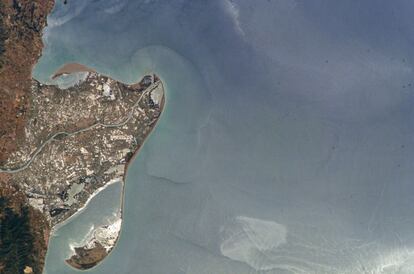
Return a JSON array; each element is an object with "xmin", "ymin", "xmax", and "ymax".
[{"xmin": 34, "ymin": 1, "xmax": 414, "ymax": 273}]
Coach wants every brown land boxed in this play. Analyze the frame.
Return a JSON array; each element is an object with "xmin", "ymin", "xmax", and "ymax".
[
  {"xmin": 0, "ymin": 1, "xmax": 54, "ymax": 273},
  {"xmin": 0, "ymin": 0, "xmax": 54, "ymax": 164},
  {"xmin": 65, "ymin": 242, "xmax": 108, "ymax": 270},
  {"xmin": 0, "ymin": 1, "xmax": 165, "ymax": 273}
]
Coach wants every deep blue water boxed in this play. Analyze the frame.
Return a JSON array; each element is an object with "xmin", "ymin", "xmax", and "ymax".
[{"xmin": 36, "ymin": 1, "xmax": 414, "ymax": 273}]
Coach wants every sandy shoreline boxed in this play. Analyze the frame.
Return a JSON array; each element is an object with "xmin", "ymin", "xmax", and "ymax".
[
  {"xmin": 51, "ymin": 63, "xmax": 96, "ymax": 79},
  {"xmin": 77, "ymin": 80, "xmax": 166, "ymax": 269},
  {"xmin": 51, "ymin": 177, "xmax": 122, "ymax": 234},
  {"xmin": 121, "ymin": 81, "xmax": 166, "ymax": 213},
  {"xmin": 46, "ymin": 66, "xmax": 166, "ymax": 269},
  {"xmin": 48, "ymin": 65, "xmax": 165, "ymax": 235}
]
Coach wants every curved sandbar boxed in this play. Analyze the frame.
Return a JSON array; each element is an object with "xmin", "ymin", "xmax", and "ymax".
[{"xmin": 52, "ymin": 63, "xmax": 96, "ymax": 79}]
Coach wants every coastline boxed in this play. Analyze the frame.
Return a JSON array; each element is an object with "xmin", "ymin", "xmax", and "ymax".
[
  {"xmin": 64, "ymin": 78, "xmax": 166, "ymax": 271},
  {"xmin": 1, "ymin": 1, "xmax": 167, "ymax": 272},
  {"xmin": 48, "ymin": 64, "xmax": 166, "ymax": 215},
  {"xmin": 45, "ymin": 65, "xmax": 167, "ymax": 269},
  {"xmin": 121, "ymin": 79, "xmax": 166, "ymax": 214},
  {"xmin": 46, "ymin": 63, "xmax": 165, "ymax": 231},
  {"xmin": 76, "ymin": 79, "xmax": 166, "ymax": 270},
  {"xmin": 51, "ymin": 177, "xmax": 122, "ymax": 234},
  {"xmin": 51, "ymin": 63, "xmax": 96, "ymax": 79}
]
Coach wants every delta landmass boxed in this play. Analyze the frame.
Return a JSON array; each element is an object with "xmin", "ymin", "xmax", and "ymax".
[{"xmin": 0, "ymin": 1, "xmax": 164, "ymax": 273}]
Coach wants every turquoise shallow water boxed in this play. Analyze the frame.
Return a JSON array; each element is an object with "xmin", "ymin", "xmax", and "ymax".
[
  {"xmin": 44, "ymin": 181, "xmax": 122, "ymax": 274},
  {"xmin": 36, "ymin": 0, "xmax": 414, "ymax": 273}
]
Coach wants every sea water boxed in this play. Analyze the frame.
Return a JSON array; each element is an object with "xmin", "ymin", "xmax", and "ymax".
[
  {"xmin": 43, "ymin": 181, "xmax": 122, "ymax": 274},
  {"xmin": 35, "ymin": 0, "xmax": 414, "ymax": 273}
]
